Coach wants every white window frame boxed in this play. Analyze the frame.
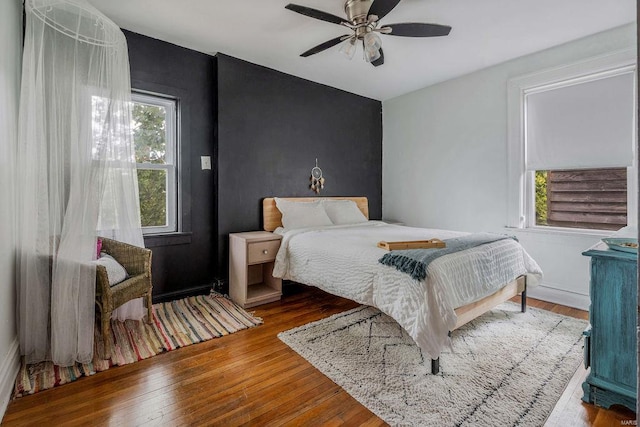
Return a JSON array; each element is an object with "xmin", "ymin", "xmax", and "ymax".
[
  {"xmin": 132, "ymin": 92, "xmax": 178, "ymax": 235},
  {"xmin": 507, "ymin": 48, "xmax": 637, "ymax": 234}
]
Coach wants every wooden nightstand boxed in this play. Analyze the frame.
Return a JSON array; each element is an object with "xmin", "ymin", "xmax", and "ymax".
[{"xmin": 229, "ymin": 231, "xmax": 283, "ymax": 308}]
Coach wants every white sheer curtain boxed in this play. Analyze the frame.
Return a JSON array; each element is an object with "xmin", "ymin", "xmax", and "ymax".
[{"xmin": 16, "ymin": 0, "xmax": 145, "ymax": 366}]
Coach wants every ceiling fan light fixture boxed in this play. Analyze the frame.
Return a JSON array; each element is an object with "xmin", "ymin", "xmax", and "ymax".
[
  {"xmin": 363, "ymin": 31, "xmax": 382, "ymax": 63},
  {"xmin": 363, "ymin": 32, "xmax": 382, "ymax": 52},
  {"xmin": 364, "ymin": 44, "xmax": 381, "ymax": 63},
  {"xmin": 339, "ymin": 37, "xmax": 357, "ymax": 60}
]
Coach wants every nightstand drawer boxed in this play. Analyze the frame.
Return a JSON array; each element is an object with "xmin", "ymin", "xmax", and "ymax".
[{"xmin": 247, "ymin": 240, "xmax": 280, "ymax": 264}]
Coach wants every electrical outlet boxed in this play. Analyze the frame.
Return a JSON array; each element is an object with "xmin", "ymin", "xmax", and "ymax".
[
  {"xmin": 212, "ymin": 278, "xmax": 226, "ymax": 294},
  {"xmin": 201, "ymin": 156, "xmax": 211, "ymax": 170}
]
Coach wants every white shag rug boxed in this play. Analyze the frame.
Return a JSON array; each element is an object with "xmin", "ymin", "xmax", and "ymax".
[{"xmin": 278, "ymin": 302, "xmax": 587, "ymax": 427}]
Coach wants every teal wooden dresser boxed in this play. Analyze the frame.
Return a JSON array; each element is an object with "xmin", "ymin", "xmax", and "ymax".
[{"xmin": 582, "ymin": 242, "xmax": 637, "ymax": 411}]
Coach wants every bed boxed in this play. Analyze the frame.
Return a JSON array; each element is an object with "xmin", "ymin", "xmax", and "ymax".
[{"xmin": 264, "ymin": 197, "xmax": 542, "ymax": 373}]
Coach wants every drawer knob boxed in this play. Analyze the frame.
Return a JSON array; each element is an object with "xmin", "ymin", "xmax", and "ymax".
[{"xmin": 263, "ymin": 249, "xmax": 268, "ymax": 254}]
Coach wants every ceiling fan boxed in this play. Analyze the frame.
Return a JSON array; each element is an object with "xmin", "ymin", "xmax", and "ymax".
[{"xmin": 285, "ymin": 0, "xmax": 451, "ymax": 67}]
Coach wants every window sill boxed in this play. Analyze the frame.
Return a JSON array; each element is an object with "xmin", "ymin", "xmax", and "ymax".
[
  {"xmin": 143, "ymin": 232, "xmax": 192, "ymax": 248},
  {"xmin": 504, "ymin": 225, "xmax": 617, "ymax": 239}
]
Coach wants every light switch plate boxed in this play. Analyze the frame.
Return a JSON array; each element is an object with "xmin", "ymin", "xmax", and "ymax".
[{"xmin": 201, "ymin": 156, "xmax": 211, "ymax": 170}]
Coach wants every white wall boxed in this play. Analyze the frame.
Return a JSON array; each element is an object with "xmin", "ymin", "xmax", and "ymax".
[
  {"xmin": 383, "ymin": 24, "xmax": 636, "ymax": 310},
  {"xmin": 0, "ymin": 0, "xmax": 22, "ymax": 419}
]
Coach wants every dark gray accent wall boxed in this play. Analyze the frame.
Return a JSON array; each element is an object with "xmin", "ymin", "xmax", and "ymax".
[
  {"xmin": 122, "ymin": 35, "xmax": 381, "ymax": 296},
  {"xmin": 217, "ymin": 54, "xmax": 382, "ymax": 279},
  {"xmin": 124, "ymin": 30, "xmax": 216, "ymax": 300}
]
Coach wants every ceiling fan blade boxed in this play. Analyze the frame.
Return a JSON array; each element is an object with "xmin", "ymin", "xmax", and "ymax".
[
  {"xmin": 285, "ymin": 4, "xmax": 347, "ymax": 25},
  {"xmin": 300, "ymin": 35, "xmax": 350, "ymax": 57},
  {"xmin": 383, "ymin": 23, "xmax": 452, "ymax": 37},
  {"xmin": 371, "ymin": 48, "xmax": 384, "ymax": 67},
  {"xmin": 367, "ymin": 0, "xmax": 402, "ymax": 20}
]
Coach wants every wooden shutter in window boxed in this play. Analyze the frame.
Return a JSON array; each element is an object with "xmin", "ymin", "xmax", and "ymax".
[{"xmin": 546, "ymin": 168, "xmax": 627, "ymax": 230}]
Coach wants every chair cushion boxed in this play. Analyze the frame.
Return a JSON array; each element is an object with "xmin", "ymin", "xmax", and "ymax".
[{"xmin": 95, "ymin": 252, "xmax": 128, "ymax": 286}]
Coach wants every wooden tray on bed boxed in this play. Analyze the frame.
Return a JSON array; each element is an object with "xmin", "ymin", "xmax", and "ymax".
[{"xmin": 377, "ymin": 239, "xmax": 446, "ymax": 251}]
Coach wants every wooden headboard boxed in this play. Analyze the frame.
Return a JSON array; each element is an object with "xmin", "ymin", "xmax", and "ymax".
[{"xmin": 262, "ymin": 197, "xmax": 369, "ymax": 231}]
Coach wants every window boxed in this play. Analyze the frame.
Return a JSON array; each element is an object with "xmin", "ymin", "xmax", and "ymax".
[
  {"xmin": 131, "ymin": 92, "xmax": 178, "ymax": 234},
  {"xmin": 507, "ymin": 49, "xmax": 637, "ymax": 233}
]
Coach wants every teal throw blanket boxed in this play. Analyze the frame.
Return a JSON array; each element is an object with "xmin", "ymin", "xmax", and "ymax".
[{"xmin": 378, "ymin": 232, "xmax": 517, "ymax": 281}]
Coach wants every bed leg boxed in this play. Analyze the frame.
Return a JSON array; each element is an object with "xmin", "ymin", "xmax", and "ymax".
[
  {"xmin": 521, "ymin": 280, "xmax": 527, "ymax": 313},
  {"xmin": 431, "ymin": 358, "xmax": 440, "ymax": 375}
]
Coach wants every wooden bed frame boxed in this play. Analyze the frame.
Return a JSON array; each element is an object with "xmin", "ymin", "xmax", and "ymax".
[{"xmin": 263, "ymin": 196, "xmax": 527, "ymax": 374}]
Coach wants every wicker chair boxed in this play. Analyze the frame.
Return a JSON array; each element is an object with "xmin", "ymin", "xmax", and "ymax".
[{"xmin": 95, "ymin": 237, "xmax": 153, "ymax": 359}]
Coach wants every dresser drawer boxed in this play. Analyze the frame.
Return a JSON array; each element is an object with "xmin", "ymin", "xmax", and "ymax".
[{"xmin": 248, "ymin": 240, "xmax": 280, "ymax": 264}]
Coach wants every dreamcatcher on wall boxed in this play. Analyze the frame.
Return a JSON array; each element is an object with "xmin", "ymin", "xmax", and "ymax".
[{"xmin": 310, "ymin": 158, "xmax": 325, "ymax": 194}]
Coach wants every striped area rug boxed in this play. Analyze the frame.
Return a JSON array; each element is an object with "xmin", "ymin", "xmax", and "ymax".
[{"xmin": 14, "ymin": 292, "xmax": 262, "ymax": 397}]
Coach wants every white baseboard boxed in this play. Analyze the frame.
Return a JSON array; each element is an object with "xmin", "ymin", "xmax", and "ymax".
[
  {"xmin": 0, "ymin": 338, "xmax": 19, "ymax": 423},
  {"xmin": 528, "ymin": 284, "xmax": 590, "ymax": 311}
]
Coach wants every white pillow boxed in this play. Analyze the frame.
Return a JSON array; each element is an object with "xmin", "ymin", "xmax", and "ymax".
[
  {"xmin": 95, "ymin": 252, "xmax": 128, "ymax": 286},
  {"xmin": 322, "ymin": 199, "xmax": 368, "ymax": 225},
  {"xmin": 275, "ymin": 198, "xmax": 333, "ymax": 230}
]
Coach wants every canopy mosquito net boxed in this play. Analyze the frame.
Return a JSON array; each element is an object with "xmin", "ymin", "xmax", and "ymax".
[{"xmin": 17, "ymin": 0, "xmax": 145, "ymax": 366}]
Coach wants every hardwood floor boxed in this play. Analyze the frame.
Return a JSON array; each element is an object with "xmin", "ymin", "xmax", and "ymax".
[{"xmin": 2, "ymin": 284, "xmax": 636, "ymax": 426}]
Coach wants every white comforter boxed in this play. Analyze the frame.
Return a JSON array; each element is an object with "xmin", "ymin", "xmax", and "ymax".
[{"xmin": 273, "ymin": 221, "xmax": 542, "ymax": 359}]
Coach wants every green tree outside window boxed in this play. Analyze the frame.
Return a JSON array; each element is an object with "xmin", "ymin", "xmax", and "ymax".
[
  {"xmin": 132, "ymin": 103, "xmax": 168, "ymax": 228},
  {"xmin": 535, "ymin": 170, "xmax": 548, "ymax": 225}
]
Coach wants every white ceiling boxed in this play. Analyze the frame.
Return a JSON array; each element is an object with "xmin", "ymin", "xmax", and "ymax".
[{"xmin": 87, "ymin": 0, "xmax": 636, "ymax": 101}]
